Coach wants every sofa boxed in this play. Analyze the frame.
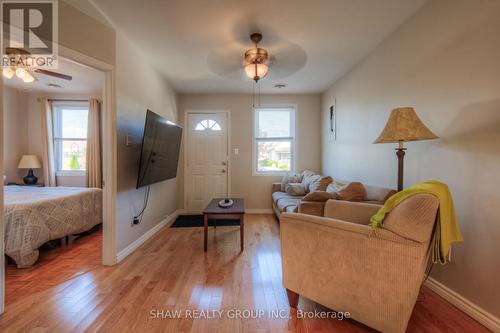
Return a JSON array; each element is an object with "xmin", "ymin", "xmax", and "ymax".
[
  {"xmin": 271, "ymin": 170, "xmax": 396, "ymax": 218},
  {"xmin": 280, "ymin": 194, "xmax": 440, "ymax": 333}
]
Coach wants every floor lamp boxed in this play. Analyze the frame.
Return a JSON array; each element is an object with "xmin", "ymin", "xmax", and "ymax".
[{"xmin": 374, "ymin": 107, "xmax": 439, "ymax": 191}]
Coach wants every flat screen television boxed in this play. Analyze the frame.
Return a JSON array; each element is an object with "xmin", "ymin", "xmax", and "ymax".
[{"xmin": 136, "ymin": 110, "xmax": 182, "ymax": 188}]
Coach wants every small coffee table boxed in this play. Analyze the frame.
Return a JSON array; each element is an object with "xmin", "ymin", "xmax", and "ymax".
[{"xmin": 203, "ymin": 198, "xmax": 245, "ymax": 252}]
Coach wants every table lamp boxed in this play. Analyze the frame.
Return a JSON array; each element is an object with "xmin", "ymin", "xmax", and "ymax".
[
  {"xmin": 18, "ymin": 155, "xmax": 42, "ymax": 185},
  {"xmin": 374, "ymin": 107, "xmax": 439, "ymax": 191}
]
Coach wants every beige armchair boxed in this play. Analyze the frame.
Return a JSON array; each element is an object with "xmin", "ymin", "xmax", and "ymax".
[{"xmin": 280, "ymin": 194, "xmax": 439, "ymax": 333}]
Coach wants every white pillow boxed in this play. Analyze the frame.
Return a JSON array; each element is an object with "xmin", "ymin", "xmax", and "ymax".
[
  {"xmin": 285, "ymin": 183, "xmax": 307, "ymax": 196},
  {"xmin": 281, "ymin": 172, "xmax": 303, "ymax": 192}
]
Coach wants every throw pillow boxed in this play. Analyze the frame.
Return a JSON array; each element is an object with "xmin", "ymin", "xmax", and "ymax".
[
  {"xmin": 309, "ymin": 176, "xmax": 333, "ymax": 193},
  {"xmin": 301, "ymin": 170, "xmax": 319, "ymax": 193},
  {"xmin": 285, "ymin": 183, "xmax": 307, "ymax": 196},
  {"xmin": 327, "ymin": 181, "xmax": 367, "ymax": 201},
  {"xmin": 281, "ymin": 172, "xmax": 303, "ymax": 192},
  {"xmin": 302, "ymin": 191, "xmax": 337, "ymax": 202}
]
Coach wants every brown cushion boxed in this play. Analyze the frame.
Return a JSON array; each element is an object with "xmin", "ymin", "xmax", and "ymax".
[
  {"xmin": 327, "ymin": 181, "xmax": 367, "ymax": 201},
  {"xmin": 383, "ymin": 194, "xmax": 439, "ymax": 243},
  {"xmin": 302, "ymin": 191, "xmax": 337, "ymax": 202},
  {"xmin": 309, "ymin": 176, "xmax": 333, "ymax": 192},
  {"xmin": 382, "ymin": 190, "xmax": 397, "ymax": 203}
]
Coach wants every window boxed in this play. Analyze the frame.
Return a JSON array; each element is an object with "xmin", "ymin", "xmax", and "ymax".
[
  {"xmin": 195, "ymin": 119, "xmax": 221, "ymax": 131},
  {"xmin": 52, "ymin": 103, "xmax": 89, "ymax": 174},
  {"xmin": 254, "ymin": 107, "xmax": 295, "ymax": 174}
]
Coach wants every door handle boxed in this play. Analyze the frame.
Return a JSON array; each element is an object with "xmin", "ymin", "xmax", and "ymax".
[{"xmin": 222, "ymin": 169, "xmax": 226, "ymax": 173}]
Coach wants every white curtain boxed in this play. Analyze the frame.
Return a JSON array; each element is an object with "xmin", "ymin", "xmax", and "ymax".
[
  {"xmin": 40, "ymin": 98, "xmax": 56, "ymax": 187},
  {"xmin": 86, "ymin": 98, "xmax": 102, "ymax": 188}
]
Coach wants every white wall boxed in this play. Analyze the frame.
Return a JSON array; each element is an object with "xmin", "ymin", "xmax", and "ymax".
[
  {"xmin": 116, "ymin": 34, "xmax": 179, "ymax": 252},
  {"xmin": 178, "ymin": 93, "xmax": 322, "ymax": 210},
  {"xmin": 3, "ymin": 87, "xmax": 29, "ymax": 184},
  {"xmin": 321, "ymin": 0, "xmax": 500, "ymax": 317}
]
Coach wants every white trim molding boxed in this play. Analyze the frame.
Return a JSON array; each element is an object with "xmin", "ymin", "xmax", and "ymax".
[
  {"xmin": 245, "ymin": 209, "xmax": 274, "ymax": 214},
  {"xmin": 425, "ymin": 277, "xmax": 500, "ymax": 332},
  {"xmin": 116, "ymin": 209, "xmax": 181, "ymax": 263}
]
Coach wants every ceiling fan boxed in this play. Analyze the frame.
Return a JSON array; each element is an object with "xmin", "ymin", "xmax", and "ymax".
[
  {"xmin": 2, "ymin": 47, "xmax": 72, "ymax": 83},
  {"xmin": 207, "ymin": 30, "xmax": 307, "ymax": 82}
]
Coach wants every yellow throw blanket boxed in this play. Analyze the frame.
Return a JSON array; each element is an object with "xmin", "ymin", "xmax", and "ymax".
[{"xmin": 370, "ymin": 180, "xmax": 463, "ymax": 264}]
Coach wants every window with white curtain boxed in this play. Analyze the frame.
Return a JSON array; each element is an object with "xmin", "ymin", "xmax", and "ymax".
[
  {"xmin": 52, "ymin": 102, "xmax": 89, "ymax": 175},
  {"xmin": 254, "ymin": 107, "xmax": 296, "ymax": 174}
]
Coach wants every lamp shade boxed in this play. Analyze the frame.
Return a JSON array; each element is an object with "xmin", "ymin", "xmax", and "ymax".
[
  {"xmin": 18, "ymin": 155, "xmax": 42, "ymax": 169},
  {"xmin": 374, "ymin": 107, "xmax": 439, "ymax": 143}
]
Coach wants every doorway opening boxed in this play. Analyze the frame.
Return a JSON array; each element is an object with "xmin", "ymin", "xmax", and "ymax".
[{"xmin": 2, "ymin": 53, "xmax": 115, "ymax": 308}]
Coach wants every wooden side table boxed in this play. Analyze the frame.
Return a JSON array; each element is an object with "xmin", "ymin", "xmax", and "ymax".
[{"xmin": 202, "ymin": 198, "xmax": 245, "ymax": 252}]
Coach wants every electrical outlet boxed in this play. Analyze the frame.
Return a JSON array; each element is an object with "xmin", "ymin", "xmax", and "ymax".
[
  {"xmin": 125, "ymin": 135, "xmax": 134, "ymax": 146},
  {"xmin": 133, "ymin": 217, "xmax": 140, "ymax": 225}
]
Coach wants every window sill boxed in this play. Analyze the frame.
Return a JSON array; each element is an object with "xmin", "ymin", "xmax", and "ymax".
[
  {"xmin": 253, "ymin": 171, "xmax": 290, "ymax": 177},
  {"xmin": 56, "ymin": 171, "xmax": 85, "ymax": 177}
]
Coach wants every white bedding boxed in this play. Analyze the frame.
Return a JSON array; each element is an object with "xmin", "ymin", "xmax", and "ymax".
[{"xmin": 4, "ymin": 186, "xmax": 102, "ymax": 268}]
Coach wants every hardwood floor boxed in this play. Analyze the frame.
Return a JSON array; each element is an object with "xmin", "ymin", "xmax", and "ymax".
[
  {"xmin": 1, "ymin": 214, "xmax": 490, "ymax": 332},
  {"xmin": 5, "ymin": 228, "xmax": 103, "ymax": 304}
]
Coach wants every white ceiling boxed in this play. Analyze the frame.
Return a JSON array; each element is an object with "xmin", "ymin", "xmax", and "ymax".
[
  {"xmin": 90, "ymin": 0, "xmax": 427, "ymax": 94},
  {"xmin": 4, "ymin": 57, "xmax": 104, "ymax": 94}
]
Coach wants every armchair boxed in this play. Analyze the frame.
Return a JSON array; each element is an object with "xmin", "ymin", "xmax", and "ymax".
[{"xmin": 280, "ymin": 194, "xmax": 439, "ymax": 333}]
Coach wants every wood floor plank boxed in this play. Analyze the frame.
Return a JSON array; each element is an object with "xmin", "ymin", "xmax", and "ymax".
[{"xmin": 1, "ymin": 214, "xmax": 491, "ymax": 332}]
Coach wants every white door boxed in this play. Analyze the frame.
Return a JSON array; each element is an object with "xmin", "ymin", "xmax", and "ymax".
[{"xmin": 186, "ymin": 113, "xmax": 229, "ymax": 211}]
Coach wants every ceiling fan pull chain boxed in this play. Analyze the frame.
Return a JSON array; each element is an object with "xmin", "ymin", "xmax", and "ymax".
[
  {"xmin": 258, "ymin": 80, "xmax": 261, "ymax": 107},
  {"xmin": 252, "ymin": 81, "xmax": 255, "ymax": 108}
]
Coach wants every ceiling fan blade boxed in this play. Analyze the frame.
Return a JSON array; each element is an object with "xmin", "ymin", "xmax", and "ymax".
[
  {"xmin": 33, "ymin": 69, "xmax": 73, "ymax": 81},
  {"xmin": 207, "ymin": 43, "xmax": 248, "ymax": 80},
  {"xmin": 5, "ymin": 47, "xmax": 31, "ymax": 55}
]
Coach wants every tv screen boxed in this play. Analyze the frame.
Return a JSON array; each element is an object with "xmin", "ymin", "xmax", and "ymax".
[{"xmin": 136, "ymin": 110, "xmax": 182, "ymax": 188}]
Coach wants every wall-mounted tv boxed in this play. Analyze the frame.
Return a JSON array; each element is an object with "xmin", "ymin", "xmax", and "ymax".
[{"xmin": 136, "ymin": 110, "xmax": 182, "ymax": 189}]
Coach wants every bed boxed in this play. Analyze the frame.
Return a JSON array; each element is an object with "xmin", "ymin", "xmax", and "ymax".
[{"xmin": 4, "ymin": 186, "xmax": 102, "ymax": 268}]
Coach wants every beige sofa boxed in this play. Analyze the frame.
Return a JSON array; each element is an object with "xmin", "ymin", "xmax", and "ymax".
[
  {"xmin": 280, "ymin": 194, "xmax": 439, "ymax": 333},
  {"xmin": 272, "ymin": 178, "xmax": 396, "ymax": 218}
]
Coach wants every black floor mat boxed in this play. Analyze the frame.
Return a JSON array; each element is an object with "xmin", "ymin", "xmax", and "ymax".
[{"xmin": 171, "ymin": 215, "xmax": 241, "ymax": 228}]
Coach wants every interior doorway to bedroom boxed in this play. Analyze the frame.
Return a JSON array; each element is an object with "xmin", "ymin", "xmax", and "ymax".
[{"xmin": 2, "ymin": 56, "xmax": 107, "ymax": 305}]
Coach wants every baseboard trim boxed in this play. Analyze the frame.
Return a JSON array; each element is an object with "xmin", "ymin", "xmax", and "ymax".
[
  {"xmin": 245, "ymin": 209, "xmax": 273, "ymax": 214},
  {"xmin": 425, "ymin": 277, "xmax": 500, "ymax": 332},
  {"xmin": 116, "ymin": 209, "xmax": 181, "ymax": 263}
]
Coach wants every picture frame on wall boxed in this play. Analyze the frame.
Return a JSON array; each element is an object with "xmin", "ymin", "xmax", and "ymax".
[{"xmin": 328, "ymin": 99, "xmax": 336, "ymax": 141}]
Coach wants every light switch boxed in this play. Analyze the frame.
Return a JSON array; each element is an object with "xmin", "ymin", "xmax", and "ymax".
[{"xmin": 234, "ymin": 148, "xmax": 239, "ymax": 155}]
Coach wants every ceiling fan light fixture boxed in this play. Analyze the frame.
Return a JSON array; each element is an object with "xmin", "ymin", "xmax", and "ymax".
[
  {"xmin": 15, "ymin": 67, "xmax": 28, "ymax": 79},
  {"xmin": 244, "ymin": 47, "xmax": 269, "ymax": 64},
  {"xmin": 245, "ymin": 63, "xmax": 268, "ymax": 82},
  {"xmin": 15, "ymin": 67, "xmax": 35, "ymax": 83},
  {"xmin": 3, "ymin": 67, "xmax": 15, "ymax": 79},
  {"xmin": 22, "ymin": 72, "xmax": 36, "ymax": 83}
]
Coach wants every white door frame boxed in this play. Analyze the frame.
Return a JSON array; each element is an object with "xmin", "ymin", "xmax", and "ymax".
[
  {"xmin": 59, "ymin": 45, "xmax": 117, "ymax": 266},
  {"xmin": 0, "ymin": 45, "xmax": 117, "ymax": 314},
  {"xmin": 183, "ymin": 110, "xmax": 231, "ymax": 213}
]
